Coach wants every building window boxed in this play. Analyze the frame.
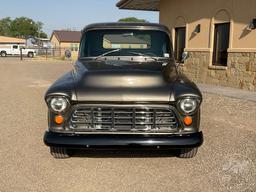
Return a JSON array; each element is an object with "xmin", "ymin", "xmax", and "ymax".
[
  {"xmin": 70, "ymin": 43, "xmax": 79, "ymax": 51},
  {"xmin": 212, "ymin": 23, "xmax": 230, "ymax": 66},
  {"xmin": 70, "ymin": 44, "xmax": 74, "ymax": 51},
  {"xmin": 74, "ymin": 44, "xmax": 78, "ymax": 51},
  {"xmin": 111, "ymin": 44, "xmax": 121, "ymax": 49},
  {"xmin": 175, "ymin": 27, "xmax": 186, "ymax": 63}
]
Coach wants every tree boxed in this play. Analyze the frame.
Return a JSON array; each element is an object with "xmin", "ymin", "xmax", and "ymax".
[
  {"xmin": 118, "ymin": 17, "xmax": 148, "ymax": 23},
  {"xmin": 0, "ymin": 17, "xmax": 12, "ymax": 36},
  {"xmin": 38, "ymin": 32, "xmax": 48, "ymax": 38},
  {"xmin": 0, "ymin": 17, "xmax": 47, "ymax": 38},
  {"xmin": 36, "ymin": 21, "xmax": 48, "ymax": 38},
  {"xmin": 10, "ymin": 17, "xmax": 40, "ymax": 38}
]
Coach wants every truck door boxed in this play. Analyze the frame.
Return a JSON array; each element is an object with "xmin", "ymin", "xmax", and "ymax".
[{"xmin": 12, "ymin": 45, "xmax": 20, "ymax": 55}]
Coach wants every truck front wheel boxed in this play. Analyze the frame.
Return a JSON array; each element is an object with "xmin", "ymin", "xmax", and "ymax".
[
  {"xmin": 1, "ymin": 51, "xmax": 7, "ymax": 57},
  {"xmin": 27, "ymin": 52, "xmax": 34, "ymax": 58}
]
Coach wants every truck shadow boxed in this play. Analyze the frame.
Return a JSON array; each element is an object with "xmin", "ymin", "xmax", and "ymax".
[{"xmin": 70, "ymin": 149, "xmax": 177, "ymax": 158}]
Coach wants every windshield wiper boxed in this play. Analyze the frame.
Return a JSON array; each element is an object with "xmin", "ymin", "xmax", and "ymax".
[
  {"xmin": 128, "ymin": 51, "xmax": 159, "ymax": 61},
  {"xmin": 94, "ymin": 49, "xmax": 122, "ymax": 60}
]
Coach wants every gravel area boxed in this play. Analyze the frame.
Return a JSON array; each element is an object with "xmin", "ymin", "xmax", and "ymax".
[{"xmin": 0, "ymin": 58, "xmax": 255, "ymax": 192}]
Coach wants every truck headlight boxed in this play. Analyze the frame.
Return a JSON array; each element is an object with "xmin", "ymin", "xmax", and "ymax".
[
  {"xmin": 178, "ymin": 97, "xmax": 199, "ymax": 114},
  {"xmin": 48, "ymin": 97, "xmax": 69, "ymax": 113}
]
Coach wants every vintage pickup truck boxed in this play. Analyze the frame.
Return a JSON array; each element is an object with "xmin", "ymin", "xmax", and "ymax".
[{"xmin": 43, "ymin": 23, "xmax": 203, "ymax": 159}]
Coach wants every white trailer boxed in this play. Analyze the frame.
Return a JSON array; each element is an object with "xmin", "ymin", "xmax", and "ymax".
[{"xmin": 0, "ymin": 44, "xmax": 37, "ymax": 58}]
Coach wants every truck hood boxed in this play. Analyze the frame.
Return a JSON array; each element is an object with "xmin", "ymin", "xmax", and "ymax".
[
  {"xmin": 45, "ymin": 59, "xmax": 201, "ymax": 103},
  {"xmin": 74, "ymin": 60, "xmax": 178, "ymax": 102}
]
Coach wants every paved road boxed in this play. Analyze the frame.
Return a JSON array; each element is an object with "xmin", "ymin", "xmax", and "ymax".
[{"xmin": 0, "ymin": 58, "xmax": 255, "ymax": 192}]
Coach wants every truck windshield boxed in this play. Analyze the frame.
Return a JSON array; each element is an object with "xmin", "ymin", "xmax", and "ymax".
[{"xmin": 79, "ymin": 30, "xmax": 171, "ymax": 59}]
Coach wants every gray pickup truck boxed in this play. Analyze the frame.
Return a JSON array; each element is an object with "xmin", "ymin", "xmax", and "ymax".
[{"xmin": 43, "ymin": 23, "xmax": 203, "ymax": 159}]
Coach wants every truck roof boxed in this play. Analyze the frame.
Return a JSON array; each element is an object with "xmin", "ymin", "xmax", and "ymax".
[{"xmin": 82, "ymin": 22, "xmax": 170, "ymax": 34}]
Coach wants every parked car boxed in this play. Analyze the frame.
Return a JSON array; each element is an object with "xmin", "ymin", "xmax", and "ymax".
[
  {"xmin": 0, "ymin": 44, "xmax": 36, "ymax": 57},
  {"xmin": 44, "ymin": 23, "xmax": 203, "ymax": 159}
]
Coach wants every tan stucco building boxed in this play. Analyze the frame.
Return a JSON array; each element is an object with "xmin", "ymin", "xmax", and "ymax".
[
  {"xmin": 50, "ymin": 30, "xmax": 81, "ymax": 59},
  {"xmin": 117, "ymin": 0, "xmax": 256, "ymax": 91}
]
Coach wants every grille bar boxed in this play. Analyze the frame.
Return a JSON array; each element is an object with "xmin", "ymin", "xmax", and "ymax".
[{"xmin": 69, "ymin": 106, "xmax": 178, "ymax": 132}]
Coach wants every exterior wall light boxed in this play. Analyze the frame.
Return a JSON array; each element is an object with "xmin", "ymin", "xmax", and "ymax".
[
  {"xmin": 248, "ymin": 18, "xmax": 256, "ymax": 30},
  {"xmin": 193, "ymin": 24, "xmax": 201, "ymax": 34}
]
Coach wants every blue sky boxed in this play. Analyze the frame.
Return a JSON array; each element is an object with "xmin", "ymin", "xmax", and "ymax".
[{"xmin": 0, "ymin": 0, "xmax": 159, "ymax": 36}]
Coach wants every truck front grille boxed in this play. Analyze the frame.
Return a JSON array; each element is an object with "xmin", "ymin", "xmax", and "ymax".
[{"xmin": 69, "ymin": 105, "xmax": 179, "ymax": 133}]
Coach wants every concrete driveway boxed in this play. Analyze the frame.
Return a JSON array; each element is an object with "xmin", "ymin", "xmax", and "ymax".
[{"xmin": 0, "ymin": 58, "xmax": 255, "ymax": 192}]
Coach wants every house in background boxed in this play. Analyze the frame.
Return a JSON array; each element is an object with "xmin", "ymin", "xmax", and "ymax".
[
  {"xmin": 0, "ymin": 36, "xmax": 26, "ymax": 53},
  {"xmin": 50, "ymin": 30, "xmax": 81, "ymax": 58},
  {"xmin": 0, "ymin": 36, "xmax": 26, "ymax": 46},
  {"xmin": 26, "ymin": 37, "xmax": 52, "ymax": 48},
  {"xmin": 117, "ymin": 0, "xmax": 256, "ymax": 91}
]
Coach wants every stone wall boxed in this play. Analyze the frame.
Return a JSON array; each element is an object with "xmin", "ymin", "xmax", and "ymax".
[{"xmin": 180, "ymin": 51, "xmax": 256, "ymax": 91}]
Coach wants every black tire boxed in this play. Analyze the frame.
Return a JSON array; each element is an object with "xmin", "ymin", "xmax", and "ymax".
[
  {"xmin": 1, "ymin": 51, "xmax": 7, "ymax": 57},
  {"xmin": 177, "ymin": 148, "xmax": 198, "ymax": 158},
  {"xmin": 27, "ymin": 52, "xmax": 34, "ymax": 58},
  {"xmin": 50, "ymin": 147, "xmax": 70, "ymax": 159}
]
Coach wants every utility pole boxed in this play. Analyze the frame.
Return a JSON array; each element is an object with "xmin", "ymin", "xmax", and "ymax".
[{"xmin": 20, "ymin": 48, "xmax": 23, "ymax": 61}]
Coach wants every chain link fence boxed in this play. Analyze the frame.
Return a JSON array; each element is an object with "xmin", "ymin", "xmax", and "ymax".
[
  {"xmin": 35, "ymin": 48, "xmax": 78, "ymax": 60},
  {"xmin": 12, "ymin": 47, "xmax": 78, "ymax": 60}
]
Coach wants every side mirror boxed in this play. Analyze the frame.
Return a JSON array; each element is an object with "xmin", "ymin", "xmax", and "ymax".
[
  {"xmin": 176, "ymin": 51, "xmax": 189, "ymax": 68},
  {"xmin": 181, "ymin": 51, "xmax": 189, "ymax": 63}
]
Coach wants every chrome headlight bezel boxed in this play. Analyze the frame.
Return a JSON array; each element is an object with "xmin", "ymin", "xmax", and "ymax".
[
  {"xmin": 177, "ymin": 97, "xmax": 200, "ymax": 115},
  {"xmin": 47, "ymin": 96, "xmax": 70, "ymax": 114}
]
